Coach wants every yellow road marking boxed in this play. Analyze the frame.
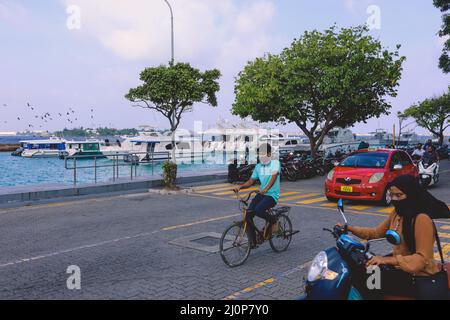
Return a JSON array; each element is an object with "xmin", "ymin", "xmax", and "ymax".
[
  {"xmin": 224, "ymin": 278, "xmax": 275, "ymax": 300},
  {"xmin": 296, "ymin": 197, "xmax": 327, "ymax": 204},
  {"xmin": 320, "ymin": 202, "xmax": 338, "ymax": 207},
  {"xmin": 214, "ymin": 187, "xmax": 259, "ymax": 196},
  {"xmin": 279, "ymin": 192, "xmax": 301, "ymax": 198},
  {"xmin": 279, "ymin": 193, "xmax": 320, "ymax": 202},
  {"xmin": 441, "ymin": 226, "xmax": 450, "ymax": 230},
  {"xmin": 350, "ymin": 205, "xmax": 374, "ymax": 211},
  {"xmin": 193, "ymin": 183, "xmax": 231, "ymax": 191},
  {"xmin": 377, "ymin": 207, "xmax": 393, "ymax": 213},
  {"xmin": 161, "ymin": 213, "xmax": 240, "ymax": 231},
  {"xmin": 195, "ymin": 186, "xmax": 235, "ymax": 194},
  {"xmin": 438, "ymin": 233, "xmax": 450, "ymax": 239}
]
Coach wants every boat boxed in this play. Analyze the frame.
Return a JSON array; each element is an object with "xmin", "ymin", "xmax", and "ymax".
[
  {"xmin": 20, "ymin": 139, "xmax": 66, "ymax": 158},
  {"xmin": 125, "ymin": 134, "xmax": 205, "ymax": 164},
  {"xmin": 61, "ymin": 140, "xmax": 104, "ymax": 159}
]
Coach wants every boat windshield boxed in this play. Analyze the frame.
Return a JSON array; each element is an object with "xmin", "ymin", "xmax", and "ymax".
[{"xmin": 339, "ymin": 152, "xmax": 389, "ymax": 169}]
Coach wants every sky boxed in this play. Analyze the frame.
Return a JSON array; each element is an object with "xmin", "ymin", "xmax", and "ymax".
[{"xmin": 0, "ymin": 0, "xmax": 448, "ymax": 135}]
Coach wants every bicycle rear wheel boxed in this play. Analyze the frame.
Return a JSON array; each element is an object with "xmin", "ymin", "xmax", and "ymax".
[
  {"xmin": 269, "ymin": 214, "xmax": 293, "ymax": 252},
  {"xmin": 219, "ymin": 222, "xmax": 251, "ymax": 267}
]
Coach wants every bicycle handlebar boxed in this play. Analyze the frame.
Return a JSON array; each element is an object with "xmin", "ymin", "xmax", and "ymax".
[{"xmin": 233, "ymin": 189, "xmax": 259, "ymax": 204}]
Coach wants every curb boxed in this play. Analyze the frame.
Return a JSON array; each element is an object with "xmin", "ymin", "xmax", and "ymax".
[{"xmin": 0, "ymin": 171, "xmax": 227, "ymax": 204}]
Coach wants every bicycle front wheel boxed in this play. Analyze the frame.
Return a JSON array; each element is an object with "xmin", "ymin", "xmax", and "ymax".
[
  {"xmin": 219, "ymin": 222, "xmax": 251, "ymax": 267},
  {"xmin": 269, "ymin": 214, "xmax": 293, "ymax": 253}
]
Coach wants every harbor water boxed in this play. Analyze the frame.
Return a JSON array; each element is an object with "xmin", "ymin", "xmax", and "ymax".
[{"xmin": 0, "ymin": 152, "xmax": 227, "ymax": 188}]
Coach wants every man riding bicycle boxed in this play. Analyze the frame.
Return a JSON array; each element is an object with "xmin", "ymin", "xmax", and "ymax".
[{"xmin": 233, "ymin": 143, "xmax": 281, "ymax": 248}]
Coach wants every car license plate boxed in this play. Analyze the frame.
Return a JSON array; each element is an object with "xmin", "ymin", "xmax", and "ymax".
[{"xmin": 341, "ymin": 186, "xmax": 353, "ymax": 193}]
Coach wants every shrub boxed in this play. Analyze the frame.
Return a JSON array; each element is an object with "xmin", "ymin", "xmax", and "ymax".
[{"xmin": 162, "ymin": 161, "xmax": 177, "ymax": 189}]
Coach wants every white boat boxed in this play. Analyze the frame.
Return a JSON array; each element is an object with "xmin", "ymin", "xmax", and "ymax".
[
  {"xmin": 20, "ymin": 139, "xmax": 66, "ymax": 158},
  {"xmin": 62, "ymin": 140, "xmax": 104, "ymax": 159},
  {"xmin": 126, "ymin": 134, "xmax": 204, "ymax": 164}
]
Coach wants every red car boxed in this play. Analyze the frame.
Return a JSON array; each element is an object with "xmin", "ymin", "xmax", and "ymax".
[{"xmin": 325, "ymin": 149, "xmax": 418, "ymax": 205}]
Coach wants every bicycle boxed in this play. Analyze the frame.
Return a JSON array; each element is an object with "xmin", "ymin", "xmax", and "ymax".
[{"xmin": 219, "ymin": 190, "xmax": 298, "ymax": 267}]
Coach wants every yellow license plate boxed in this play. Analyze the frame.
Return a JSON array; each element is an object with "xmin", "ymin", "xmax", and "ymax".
[{"xmin": 340, "ymin": 186, "xmax": 353, "ymax": 193}]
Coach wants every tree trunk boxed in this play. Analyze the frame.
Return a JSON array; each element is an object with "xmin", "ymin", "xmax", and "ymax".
[
  {"xmin": 171, "ymin": 128, "xmax": 176, "ymax": 164},
  {"xmin": 309, "ymin": 139, "xmax": 318, "ymax": 159},
  {"xmin": 438, "ymin": 132, "xmax": 444, "ymax": 146}
]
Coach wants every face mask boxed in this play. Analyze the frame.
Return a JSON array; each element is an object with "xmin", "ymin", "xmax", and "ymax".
[
  {"xmin": 391, "ymin": 199, "xmax": 415, "ymax": 217},
  {"xmin": 260, "ymin": 156, "xmax": 271, "ymax": 165}
]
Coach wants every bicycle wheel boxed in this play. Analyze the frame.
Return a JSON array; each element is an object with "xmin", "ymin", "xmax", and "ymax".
[
  {"xmin": 269, "ymin": 214, "xmax": 293, "ymax": 253},
  {"xmin": 219, "ymin": 222, "xmax": 251, "ymax": 267}
]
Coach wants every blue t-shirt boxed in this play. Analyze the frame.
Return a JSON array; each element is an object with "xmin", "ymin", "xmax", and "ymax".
[{"xmin": 251, "ymin": 160, "xmax": 281, "ymax": 202}]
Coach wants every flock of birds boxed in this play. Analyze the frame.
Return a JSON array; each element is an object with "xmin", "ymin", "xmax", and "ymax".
[{"xmin": 0, "ymin": 102, "xmax": 95, "ymax": 129}]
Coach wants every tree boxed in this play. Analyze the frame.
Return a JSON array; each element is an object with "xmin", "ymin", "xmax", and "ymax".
[
  {"xmin": 232, "ymin": 25, "xmax": 405, "ymax": 158},
  {"xmin": 402, "ymin": 90, "xmax": 450, "ymax": 145},
  {"xmin": 125, "ymin": 62, "xmax": 221, "ymax": 161},
  {"xmin": 434, "ymin": 0, "xmax": 450, "ymax": 73}
]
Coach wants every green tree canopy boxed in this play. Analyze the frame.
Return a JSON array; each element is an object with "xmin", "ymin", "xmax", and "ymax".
[
  {"xmin": 434, "ymin": 0, "xmax": 450, "ymax": 73},
  {"xmin": 232, "ymin": 25, "xmax": 405, "ymax": 157},
  {"xmin": 402, "ymin": 90, "xmax": 450, "ymax": 145},
  {"xmin": 126, "ymin": 62, "xmax": 221, "ymax": 132}
]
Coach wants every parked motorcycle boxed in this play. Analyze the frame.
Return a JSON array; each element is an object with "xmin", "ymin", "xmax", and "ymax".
[
  {"xmin": 227, "ymin": 161, "xmax": 255, "ymax": 183},
  {"xmin": 280, "ymin": 153, "xmax": 298, "ymax": 181},
  {"xmin": 418, "ymin": 159, "xmax": 439, "ymax": 188}
]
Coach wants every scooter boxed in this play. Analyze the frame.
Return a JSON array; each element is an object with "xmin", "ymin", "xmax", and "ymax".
[
  {"xmin": 300, "ymin": 199, "xmax": 439, "ymax": 300},
  {"xmin": 418, "ymin": 159, "xmax": 439, "ymax": 188}
]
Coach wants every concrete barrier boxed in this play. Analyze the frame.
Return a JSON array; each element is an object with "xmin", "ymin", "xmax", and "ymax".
[{"xmin": 0, "ymin": 170, "xmax": 227, "ymax": 204}]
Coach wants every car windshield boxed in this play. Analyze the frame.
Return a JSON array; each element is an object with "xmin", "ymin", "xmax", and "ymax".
[{"xmin": 339, "ymin": 153, "xmax": 388, "ymax": 168}]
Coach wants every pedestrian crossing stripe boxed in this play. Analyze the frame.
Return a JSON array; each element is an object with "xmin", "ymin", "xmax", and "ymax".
[
  {"xmin": 214, "ymin": 187, "xmax": 260, "ymax": 196},
  {"xmin": 320, "ymin": 202, "xmax": 338, "ymax": 207},
  {"xmin": 195, "ymin": 185, "xmax": 236, "ymax": 194},
  {"xmin": 193, "ymin": 183, "xmax": 231, "ymax": 191},
  {"xmin": 377, "ymin": 207, "xmax": 393, "ymax": 213},
  {"xmin": 438, "ymin": 233, "xmax": 450, "ymax": 239},
  {"xmin": 279, "ymin": 193, "xmax": 321, "ymax": 202},
  {"xmin": 279, "ymin": 192, "xmax": 302, "ymax": 198},
  {"xmin": 441, "ymin": 226, "xmax": 450, "ymax": 231},
  {"xmin": 434, "ymin": 242, "xmax": 450, "ymax": 260},
  {"xmin": 296, "ymin": 197, "xmax": 328, "ymax": 204},
  {"xmin": 350, "ymin": 205, "xmax": 374, "ymax": 211}
]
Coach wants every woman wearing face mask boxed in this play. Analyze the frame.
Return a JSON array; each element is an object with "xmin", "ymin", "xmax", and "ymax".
[
  {"xmin": 234, "ymin": 143, "xmax": 281, "ymax": 248},
  {"xmin": 344, "ymin": 175, "xmax": 446, "ymax": 299}
]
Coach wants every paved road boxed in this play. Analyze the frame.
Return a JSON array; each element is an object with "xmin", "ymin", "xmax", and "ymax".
[{"xmin": 0, "ymin": 162, "xmax": 449, "ymax": 299}]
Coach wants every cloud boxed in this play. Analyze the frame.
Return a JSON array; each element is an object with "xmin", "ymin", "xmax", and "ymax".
[
  {"xmin": 0, "ymin": 1, "xmax": 27, "ymax": 23},
  {"xmin": 61, "ymin": 0, "xmax": 278, "ymax": 69}
]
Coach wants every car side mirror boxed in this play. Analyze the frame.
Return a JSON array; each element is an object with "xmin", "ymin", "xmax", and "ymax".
[{"xmin": 393, "ymin": 164, "xmax": 403, "ymax": 171}]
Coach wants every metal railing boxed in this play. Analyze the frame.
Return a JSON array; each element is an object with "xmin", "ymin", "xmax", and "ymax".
[{"xmin": 64, "ymin": 151, "xmax": 171, "ymax": 185}]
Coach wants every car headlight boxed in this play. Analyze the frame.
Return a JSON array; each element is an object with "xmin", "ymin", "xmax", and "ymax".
[
  {"xmin": 327, "ymin": 168, "xmax": 335, "ymax": 181},
  {"xmin": 369, "ymin": 172, "xmax": 384, "ymax": 183}
]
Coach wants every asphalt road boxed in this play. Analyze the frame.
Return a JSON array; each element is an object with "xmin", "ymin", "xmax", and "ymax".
[{"xmin": 0, "ymin": 161, "xmax": 449, "ymax": 300}]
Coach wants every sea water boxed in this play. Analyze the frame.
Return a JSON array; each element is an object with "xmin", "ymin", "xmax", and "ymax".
[{"xmin": 0, "ymin": 152, "xmax": 227, "ymax": 188}]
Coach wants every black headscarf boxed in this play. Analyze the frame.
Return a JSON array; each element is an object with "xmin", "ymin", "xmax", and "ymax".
[{"xmin": 389, "ymin": 175, "xmax": 434, "ymax": 252}]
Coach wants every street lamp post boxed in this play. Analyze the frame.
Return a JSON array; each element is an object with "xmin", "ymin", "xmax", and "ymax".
[
  {"xmin": 164, "ymin": 0, "xmax": 175, "ymax": 64},
  {"xmin": 163, "ymin": 0, "xmax": 176, "ymax": 163}
]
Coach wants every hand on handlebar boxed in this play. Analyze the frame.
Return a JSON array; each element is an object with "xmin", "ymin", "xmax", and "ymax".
[
  {"xmin": 233, "ymin": 186, "xmax": 241, "ymax": 193},
  {"xmin": 335, "ymin": 223, "xmax": 348, "ymax": 235}
]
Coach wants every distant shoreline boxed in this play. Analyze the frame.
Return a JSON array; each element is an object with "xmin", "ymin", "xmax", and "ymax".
[{"xmin": 0, "ymin": 144, "xmax": 19, "ymax": 152}]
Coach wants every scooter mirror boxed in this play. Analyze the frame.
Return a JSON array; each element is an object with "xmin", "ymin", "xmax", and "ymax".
[
  {"xmin": 385, "ymin": 230, "xmax": 401, "ymax": 246},
  {"xmin": 337, "ymin": 199, "xmax": 348, "ymax": 225}
]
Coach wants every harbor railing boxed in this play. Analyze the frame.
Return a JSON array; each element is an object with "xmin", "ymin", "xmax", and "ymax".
[{"xmin": 64, "ymin": 151, "xmax": 171, "ymax": 185}]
